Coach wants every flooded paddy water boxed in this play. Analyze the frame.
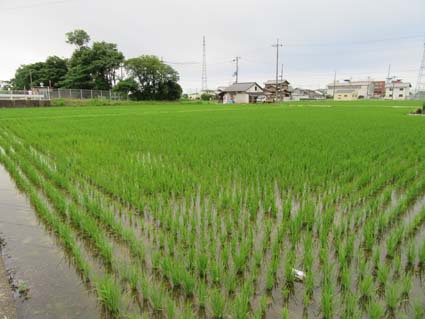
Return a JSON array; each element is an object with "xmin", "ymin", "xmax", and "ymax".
[{"xmin": 0, "ymin": 165, "xmax": 101, "ymax": 319}]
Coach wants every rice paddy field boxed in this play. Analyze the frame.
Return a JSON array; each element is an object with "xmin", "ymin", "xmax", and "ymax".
[{"xmin": 0, "ymin": 100, "xmax": 425, "ymax": 318}]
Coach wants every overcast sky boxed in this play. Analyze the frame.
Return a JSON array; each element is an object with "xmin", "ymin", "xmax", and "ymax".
[{"xmin": 0, "ymin": 0, "xmax": 424, "ymax": 92}]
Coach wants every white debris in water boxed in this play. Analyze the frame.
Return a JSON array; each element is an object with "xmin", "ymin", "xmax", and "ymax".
[{"xmin": 292, "ymin": 268, "xmax": 306, "ymax": 282}]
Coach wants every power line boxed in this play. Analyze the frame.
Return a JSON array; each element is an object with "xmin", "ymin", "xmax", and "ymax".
[{"xmin": 0, "ymin": 0, "xmax": 76, "ymax": 11}]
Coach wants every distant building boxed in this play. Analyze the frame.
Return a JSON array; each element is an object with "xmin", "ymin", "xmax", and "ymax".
[
  {"xmin": 0, "ymin": 80, "xmax": 10, "ymax": 90},
  {"xmin": 263, "ymin": 80, "xmax": 292, "ymax": 100},
  {"xmin": 187, "ymin": 92, "xmax": 201, "ymax": 100},
  {"xmin": 385, "ymin": 80, "xmax": 411, "ymax": 100},
  {"xmin": 327, "ymin": 80, "xmax": 373, "ymax": 100},
  {"xmin": 291, "ymin": 88, "xmax": 325, "ymax": 101},
  {"xmin": 334, "ymin": 89, "xmax": 358, "ymax": 101},
  {"xmin": 372, "ymin": 81, "xmax": 386, "ymax": 98},
  {"xmin": 219, "ymin": 82, "xmax": 265, "ymax": 104}
]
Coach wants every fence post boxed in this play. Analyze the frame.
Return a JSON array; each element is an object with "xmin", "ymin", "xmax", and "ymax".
[
  {"xmin": 100, "ymin": 91, "xmax": 103, "ymax": 99},
  {"xmin": 69, "ymin": 89, "xmax": 72, "ymax": 99},
  {"xmin": 58, "ymin": 89, "xmax": 61, "ymax": 99},
  {"xmin": 80, "ymin": 89, "xmax": 83, "ymax": 99},
  {"xmin": 109, "ymin": 90, "xmax": 111, "ymax": 100},
  {"xmin": 91, "ymin": 90, "xmax": 93, "ymax": 99}
]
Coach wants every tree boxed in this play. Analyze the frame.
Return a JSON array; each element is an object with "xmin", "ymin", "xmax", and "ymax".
[
  {"xmin": 61, "ymin": 41, "xmax": 124, "ymax": 90},
  {"xmin": 113, "ymin": 79, "xmax": 139, "ymax": 99},
  {"xmin": 66, "ymin": 29, "xmax": 90, "ymax": 48},
  {"xmin": 11, "ymin": 56, "xmax": 68, "ymax": 89},
  {"xmin": 124, "ymin": 55, "xmax": 182, "ymax": 100}
]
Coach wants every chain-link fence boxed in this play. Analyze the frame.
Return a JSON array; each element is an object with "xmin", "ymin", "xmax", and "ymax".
[{"xmin": 0, "ymin": 88, "xmax": 121, "ymax": 101}]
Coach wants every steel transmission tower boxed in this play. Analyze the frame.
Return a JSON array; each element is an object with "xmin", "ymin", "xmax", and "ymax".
[
  {"xmin": 415, "ymin": 41, "xmax": 425, "ymax": 97},
  {"xmin": 201, "ymin": 36, "xmax": 208, "ymax": 92}
]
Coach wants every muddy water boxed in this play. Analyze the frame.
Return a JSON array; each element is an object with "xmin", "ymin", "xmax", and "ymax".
[{"xmin": 0, "ymin": 165, "xmax": 101, "ymax": 319}]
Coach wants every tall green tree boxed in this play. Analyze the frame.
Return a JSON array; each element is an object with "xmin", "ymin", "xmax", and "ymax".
[
  {"xmin": 61, "ymin": 30, "xmax": 124, "ymax": 90},
  {"xmin": 11, "ymin": 56, "xmax": 68, "ymax": 89},
  {"xmin": 124, "ymin": 55, "xmax": 182, "ymax": 100},
  {"xmin": 65, "ymin": 29, "xmax": 90, "ymax": 48}
]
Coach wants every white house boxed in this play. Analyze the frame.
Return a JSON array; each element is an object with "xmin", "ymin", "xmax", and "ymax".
[
  {"xmin": 327, "ymin": 80, "xmax": 373, "ymax": 100},
  {"xmin": 385, "ymin": 80, "xmax": 411, "ymax": 100},
  {"xmin": 292, "ymin": 88, "xmax": 325, "ymax": 101},
  {"xmin": 220, "ymin": 82, "xmax": 265, "ymax": 104},
  {"xmin": 0, "ymin": 80, "xmax": 9, "ymax": 90}
]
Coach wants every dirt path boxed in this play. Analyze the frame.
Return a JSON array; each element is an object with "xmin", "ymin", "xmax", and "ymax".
[{"xmin": 0, "ymin": 254, "xmax": 17, "ymax": 319}]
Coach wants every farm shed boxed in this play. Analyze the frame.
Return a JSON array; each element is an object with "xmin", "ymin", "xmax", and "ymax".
[{"xmin": 219, "ymin": 82, "xmax": 265, "ymax": 104}]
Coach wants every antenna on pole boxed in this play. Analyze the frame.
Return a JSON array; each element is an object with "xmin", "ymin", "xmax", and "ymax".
[
  {"xmin": 201, "ymin": 36, "xmax": 208, "ymax": 92},
  {"xmin": 415, "ymin": 40, "xmax": 425, "ymax": 98},
  {"xmin": 272, "ymin": 39, "xmax": 283, "ymax": 102}
]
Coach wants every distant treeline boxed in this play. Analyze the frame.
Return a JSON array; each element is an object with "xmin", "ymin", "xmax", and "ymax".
[{"xmin": 9, "ymin": 30, "xmax": 182, "ymax": 101}]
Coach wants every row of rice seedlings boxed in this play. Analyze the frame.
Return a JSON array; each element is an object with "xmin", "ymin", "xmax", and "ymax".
[
  {"xmin": 2, "ymin": 141, "xmax": 194, "ymax": 318},
  {"xmin": 0, "ymin": 150, "xmax": 128, "ymax": 318}
]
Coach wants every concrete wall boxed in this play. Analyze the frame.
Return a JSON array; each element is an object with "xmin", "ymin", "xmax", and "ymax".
[
  {"xmin": 0, "ymin": 100, "xmax": 51, "ymax": 108},
  {"xmin": 223, "ymin": 92, "xmax": 249, "ymax": 104}
]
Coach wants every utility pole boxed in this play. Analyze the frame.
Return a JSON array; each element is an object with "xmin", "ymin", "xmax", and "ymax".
[
  {"xmin": 201, "ymin": 36, "xmax": 208, "ymax": 92},
  {"xmin": 415, "ymin": 41, "xmax": 425, "ymax": 98},
  {"xmin": 233, "ymin": 56, "xmax": 241, "ymax": 83},
  {"xmin": 272, "ymin": 39, "xmax": 283, "ymax": 102},
  {"xmin": 29, "ymin": 70, "xmax": 33, "ymax": 90},
  {"xmin": 280, "ymin": 64, "xmax": 284, "ymax": 82},
  {"xmin": 332, "ymin": 70, "xmax": 337, "ymax": 99}
]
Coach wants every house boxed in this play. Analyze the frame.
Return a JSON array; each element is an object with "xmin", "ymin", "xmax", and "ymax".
[
  {"xmin": 219, "ymin": 82, "xmax": 265, "ymax": 104},
  {"xmin": 334, "ymin": 89, "xmax": 358, "ymax": 101},
  {"xmin": 291, "ymin": 88, "xmax": 326, "ymax": 101},
  {"xmin": 0, "ymin": 80, "xmax": 10, "ymax": 90},
  {"xmin": 372, "ymin": 81, "xmax": 386, "ymax": 98},
  {"xmin": 263, "ymin": 80, "xmax": 292, "ymax": 100},
  {"xmin": 187, "ymin": 92, "xmax": 201, "ymax": 100},
  {"xmin": 385, "ymin": 80, "xmax": 411, "ymax": 100},
  {"xmin": 327, "ymin": 80, "xmax": 373, "ymax": 100}
]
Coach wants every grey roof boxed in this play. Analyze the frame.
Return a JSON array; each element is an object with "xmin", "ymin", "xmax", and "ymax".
[
  {"xmin": 335, "ymin": 89, "xmax": 356, "ymax": 94},
  {"xmin": 222, "ymin": 82, "xmax": 260, "ymax": 92},
  {"xmin": 264, "ymin": 79, "xmax": 289, "ymax": 85}
]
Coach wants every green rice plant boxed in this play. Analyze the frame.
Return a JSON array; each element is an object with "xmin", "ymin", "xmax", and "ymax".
[
  {"xmin": 406, "ymin": 243, "xmax": 416, "ymax": 269},
  {"xmin": 413, "ymin": 300, "xmax": 425, "ymax": 319},
  {"xmin": 359, "ymin": 273, "xmax": 374, "ymax": 302},
  {"xmin": 282, "ymin": 306, "xmax": 289, "ymax": 319},
  {"xmin": 181, "ymin": 269, "xmax": 195, "ymax": 297},
  {"xmin": 321, "ymin": 283, "xmax": 333, "ymax": 319},
  {"xmin": 232, "ymin": 292, "xmax": 249, "ymax": 319},
  {"xmin": 254, "ymin": 295, "xmax": 268, "ymax": 319},
  {"xmin": 197, "ymin": 282, "xmax": 207, "ymax": 309},
  {"xmin": 400, "ymin": 274, "xmax": 412, "ymax": 301},
  {"xmin": 377, "ymin": 263, "xmax": 389, "ymax": 288},
  {"xmin": 97, "ymin": 276, "xmax": 122, "ymax": 317},
  {"xmin": 165, "ymin": 299, "xmax": 176, "ymax": 319},
  {"xmin": 210, "ymin": 289, "xmax": 225, "ymax": 319},
  {"xmin": 419, "ymin": 240, "xmax": 425, "ymax": 268},
  {"xmin": 385, "ymin": 282, "xmax": 401, "ymax": 314},
  {"xmin": 149, "ymin": 287, "xmax": 164, "ymax": 313},
  {"xmin": 368, "ymin": 301, "xmax": 384, "ymax": 319},
  {"xmin": 284, "ymin": 250, "xmax": 295, "ymax": 287}
]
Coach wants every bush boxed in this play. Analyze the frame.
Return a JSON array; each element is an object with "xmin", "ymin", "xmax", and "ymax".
[
  {"xmin": 201, "ymin": 93, "xmax": 215, "ymax": 101},
  {"xmin": 422, "ymin": 101, "xmax": 425, "ymax": 112}
]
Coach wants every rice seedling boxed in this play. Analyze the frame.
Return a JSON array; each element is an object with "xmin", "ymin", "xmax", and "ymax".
[
  {"xmin": 97, "ymin": 276, "xmax": 122, "ymax": 317},
  {"xmin": 368, "ymin": 301, "xmax": 384, "ymax": 319},
  {"xmin": 210, "ymin": 289, "xmax": 225, "ymax": 319},
  {"xmin": 385, "ymin": 282, "xmax": 401, "ymax": 315}
]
